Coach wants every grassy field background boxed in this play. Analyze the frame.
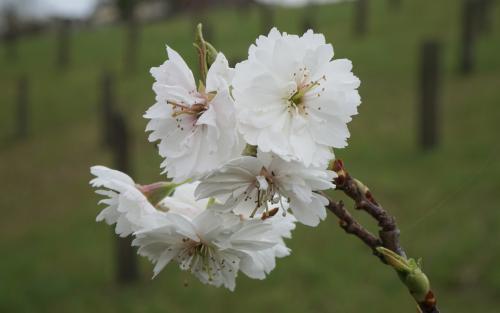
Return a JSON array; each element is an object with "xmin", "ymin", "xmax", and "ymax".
[{"xmin": 1, "ymin": 1, "xmax": 499, "ymax": 312}]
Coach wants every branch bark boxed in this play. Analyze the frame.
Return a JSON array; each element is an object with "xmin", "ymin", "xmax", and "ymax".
[
  {"xmin": 324, "ymin": 198, "xmax": 382, "ymax": 251},
  {"xmin": 325, "ymin": 160, "xmax": 440, "ymax": 313},
  {"xmin": 332, "ymin": 159, "xmax": 406, "ymax": 257}
]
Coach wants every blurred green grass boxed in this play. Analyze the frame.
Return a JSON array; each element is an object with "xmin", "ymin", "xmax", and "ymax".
[{"xmin": 0, "ymin": 1, "xmax": 499, "ymax": 312}]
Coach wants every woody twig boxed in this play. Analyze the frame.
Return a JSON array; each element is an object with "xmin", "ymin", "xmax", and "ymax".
[{"xmin": 324, "ymin": 160, "xmax": 440, "ymax": 313}]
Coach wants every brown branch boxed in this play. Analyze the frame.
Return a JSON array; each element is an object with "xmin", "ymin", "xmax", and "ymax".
[
  {"xmin": 332, "ymin": 159, "xmax": 406, "ymax": 258},
  {"xmin": 323, "ymin": 197, "xmax": 382, "ymax": 251},
  {"xmin": 324, "ymin": 160, "xmax": 440, "ymax": 313}
]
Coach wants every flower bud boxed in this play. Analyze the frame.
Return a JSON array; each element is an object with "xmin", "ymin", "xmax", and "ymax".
[
  {"xmin": 205, "ymin": 41, "xmax": 218, "ymax": 67},
  {"xmin": 376, "ymin": 247, "xmax": 431, "ymax": 302},
  {"xmin": 137, "ymin": 181, "xmax": 187, "ymax": 207},
  {"xmin": 194, "ymin": 23, "xmax": 218, "ymax": 81}
]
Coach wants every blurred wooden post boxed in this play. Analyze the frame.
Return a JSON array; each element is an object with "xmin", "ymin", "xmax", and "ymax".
[
  {"xmin": 56, "ymin": 19, "xmax": 71, "ymax": 70},
  {"xmin": 459, "ymin": 0, "xmax": 478, "ymax": 75},
  {"xmin": 99, "ymin": 70, "xmax": 139, "ymax": 283},
  {"xmin": 100, "ymin": 71, "xmax": 114, "ymax": 147},
  {"xmin": 116, "ymin": 0, "xmax": 139, "ymax": 74},
  {"xmin": 354, "ymin": 0, "xmax": 369, "ymax": 36},
  {"xmin": 4, "ymin": 8, "xmax": 18, "ymax": 61},
  {"xmin": 109, "ymin": 112, "xmax": 139, "ymax": 284},
  {"xmin": 258, "ymin": 4, "xmax": 274, "ymax": 34},
  {"xmin": 418, "ymin": 40, "xmax": 442, "ymax": 150},
  {"xmin": 16, "ymin": 75, "xmax": 29, "ymax": 139}
]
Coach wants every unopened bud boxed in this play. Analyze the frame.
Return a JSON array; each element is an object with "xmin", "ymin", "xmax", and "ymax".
[
  {"xmin": 376, "ymin": 247, "xmax": 431, "ymax": 302},
  {"xmin": 205, "ymin": 41, "xmax": 218, "ymax": 67},
  {"xmin": 193, "ymin": 23, "xmax": 218, "ymax": 81},
  {"xmin": 330, "ymin": 159, "xmax": 344, "ymax": 172},
  {"xmin": 330, "ymin": 160, "xmax": 347, "ymax": 184},
  {"xmin": 138, "ymin": 180, "xmax": 189, "ymax": 207}
]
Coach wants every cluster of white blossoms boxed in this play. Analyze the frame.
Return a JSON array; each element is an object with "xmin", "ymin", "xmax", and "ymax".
[{"xmin": 90, "ymin": 27, "xmax": 361, "ymax": 290}]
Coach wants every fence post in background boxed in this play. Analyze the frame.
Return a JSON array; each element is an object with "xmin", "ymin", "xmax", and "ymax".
[
  {"xmin": 4, "ymin": 8, "xmax": 18, "ymax": 61},
  {"xmin": 117, "ymin": 0, "xmax": 140, "ymax": 74},
  {"xmin": 99, "ymin": 70, "xmax": 139, "ymax": 283},
  {"xmin": 100, "ymin": 71, "xmax": 114, "ymax": 147},
  {"xmin": 56, "ymin": 19, "xmax": 71, "ymax": 71},
  {"xmin": 353, "ymin": 0, "xmax": 369, "ymax": 37},
  {"xmin": 15, "ymin": 75, "xmax": 29, "ymax": 139},
  {"xmin": 109, "ymin": 112, "xmax": 139, "ymax": 284},
  {"xmin": 459, "ymin": 0, "xmax": 478, "ymax": 75},
  {"xmin": 418, "ymin": 40, "xmax": 442, "ymax": 151}
]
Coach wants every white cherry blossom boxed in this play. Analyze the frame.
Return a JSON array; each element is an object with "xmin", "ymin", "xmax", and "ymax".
[
  {"xmin": 145, "ymin": 47, "xmax": 244, "ymax": 182},
  {"xmin": 233, "ymin": 28, "xmax": 361, "ymax": 166},
  {"xmin": 238, "ymin": 201, "xmax": 296, "ymax": 279},
  {"xmin": 133, "ymin": 182, "xmax": 296, "ymax": 290},
  {"xmin": 90, "ymin": 26, "xmax": 364, "ymax": 291},
  {"xmin": 195, "ymin": 151, "xmax": 336, "ymax": 226},
  {"xmin": 90, "ymin": 166, "xmax": 168, "ymax": 237}
]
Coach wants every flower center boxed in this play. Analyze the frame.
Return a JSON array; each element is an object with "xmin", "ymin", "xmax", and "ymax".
[
  {"xmin": 178, "ymin": 239, "xmax": 210, "ymax": 269},
  {"xmin": 167, "ymin": 89, "xmax": 217, "ymax": 132},
  {"xmin": 250, "ymin": 167, "xmax": 286, "ymax": 218},
  {"xmin": 168, "ymin": 100, "xmax": 208, "ymax": 118},
  {"xmin": 289, "ymin": 81, "xmax": 320, "ymax": 114},
  {"xmin": 168, "ymin": 87, "xmax": 216, "ymax": 119},
  {"xmin": 177, "ymin": 239, "xmax": 235, "ymax": 281},
  {"xmin": 286, "ymin": 68, "xmax": 327, "ymax": 116}
]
